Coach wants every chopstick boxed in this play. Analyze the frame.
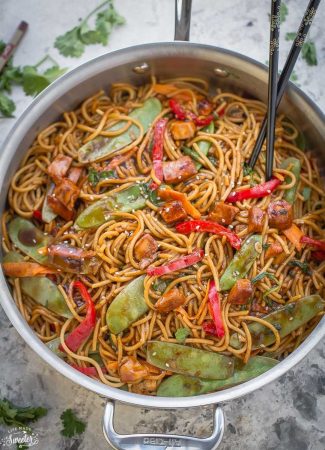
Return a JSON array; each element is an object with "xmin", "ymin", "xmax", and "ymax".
[
  {"xmin": 247, "ymin": 0, "xmax": 321, "ymax": 170},
  {"xmin": 0, "ymin": 21, "xmax": 28, "ymax": 74},
  {"xmin": 265, "ymin": 0, "xmax": 281, "ymax": 181}
]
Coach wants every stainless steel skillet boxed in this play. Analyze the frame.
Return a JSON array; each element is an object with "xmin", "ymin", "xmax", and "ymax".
[{"xmin": 0, "ymin": 1, "xmax": 324, "ymax": 448}]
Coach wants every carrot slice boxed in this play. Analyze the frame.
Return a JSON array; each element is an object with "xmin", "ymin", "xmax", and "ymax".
[
  {"xmin": 2, "ymin": 262, "xmax": 57, "ymax": 277},
  {"xmin": 158, "ymin": 187, "xmax": 201, "ymax": 219},
  {"xmin": 283, "ymin": 223, "xmax": 304, "ymax": 251}
]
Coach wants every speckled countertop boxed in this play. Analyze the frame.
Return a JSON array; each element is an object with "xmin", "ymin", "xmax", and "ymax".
[{"xmin": 0, "ymin": 1, "xmax": 324, "ymax": 449}]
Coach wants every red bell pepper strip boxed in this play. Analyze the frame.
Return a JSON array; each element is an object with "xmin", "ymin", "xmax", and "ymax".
[
  {"xmin": 70, "ymin": 364, "xmax": 107, "ymax": 378},
  {"xmin": 300, "ymin": 236, "xmax": 325, "ymax": 252},
  {"xmin": 152, "ymin": 118, "xmax": 168, "ymax": 183},
  {"xmin": 207, "ymin": 280, "xmax": 225, "ymax": 338},
  {"xmin": 60, "ymin": 281, "xmax": 96, "ymax": 353},
  {"xmin": 32, "ymin": 210, "xmax": 43, "ymax": 222},
  {"xmin": 169, "ymin": 99, "xmax": 214, "ymax": 127},
  {"xmin": 202, "ymin": 320, "xmax": 219, "ymax": 336},
  {"xmin": 311, "ymin": 251, "xmax": 325, "ymax": 262},
  {"xmin": 147, "ymin": 248, "xmax": 204, "ymax": 277},
  {"xmin": 176, "ymin": 220, "xmax": 241, "ymax": 250},
  {"xmin": 226, "ymin": 177, "xmax": 281, "ymax": 203}
]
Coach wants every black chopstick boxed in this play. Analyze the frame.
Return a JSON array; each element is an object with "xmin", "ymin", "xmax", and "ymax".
[
  {"xmin": 265, "ymin": 0, "xmax": 281, "ymax": 181},
  {"xmin": 0, "ymin": 21, "xmax": 28, "ymax": 74},
  {"xmin": 247, "ymin": 0, "xmax": 321, "ymax": 170}
]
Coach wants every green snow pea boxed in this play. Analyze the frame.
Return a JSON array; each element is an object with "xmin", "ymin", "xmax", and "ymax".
[
  {"xmin": 78, "ymin": 98, "xmax": 162, "ymax": 163},
  {"xmin": 147, "ymin": 341, "xmax": 234, "ymax": 380},
  {"xmin": 75, "ymin": 183, "xmax": 149, "ymax": 229},
  {"xmin": 219, "ymin": 234, "xmax": 262, "ymax": 291},
  {"xmin": 3, "ymin": 252, "xmax": 71, "ymax": 318},
  {"xmin": 157, "ymin": 356, "xmax": 279, "ymax": 396},
  {"xmin": 8, "ymin": 217, "xmax": 50, "ymax": 265},
  {"xmin": 280, "ymin": 157, "xmax": 301, "ymax": 204},
  {"xmin": 230, "ymin": 294, "xmax": 324, "ymax": 350},
  {"xmin": 106, "ymin": 275, "xmax": 147, "ymax": 334},
  {"xmin": 42, "ymin": 183, "xmax": 57, "ymax": 223}
]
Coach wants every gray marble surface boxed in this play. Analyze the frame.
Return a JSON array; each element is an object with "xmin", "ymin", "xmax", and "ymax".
[{"xmin": 0, "ymin": 1, "xmax": 324, "ymax": 449}]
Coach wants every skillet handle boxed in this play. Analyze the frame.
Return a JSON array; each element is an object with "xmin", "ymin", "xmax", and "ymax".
[
  {"xmin": 174, "ymin": 0, "xmax": 192, "ymax": 41},
  {"xmin": 102, "ymin": 400, "xmax": 224, "ymax": 450}
]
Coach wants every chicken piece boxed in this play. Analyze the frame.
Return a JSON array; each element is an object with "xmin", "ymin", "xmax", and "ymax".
[
  {"xmin": 163, "ymin": 156, "xmax": 197, "ymax": 184},
  {"xmin": 155, "ymin": 287, "xmax": 186, "ymax": 313},
  {"xmin": 134, "ymin": 233, "xmax": 158, "ymax": 269},
  {"xmin": 268, "ymin": 200, "xmax": 293, "ymax": 231},
  {"xmin": 131, "ymin": 379, "xmax": 157, "ymax": 394},
  {"xmin": 119, "ymin": 356, "xmax": 148, "ymax": 384},
  {"xmin": 248, "ymin": 206, "xmax": 265, "ymax": 233},
  {"xmin": 47, "ymin": 196, "xmax": 74, "ymax": 221},
  {"xmin": 67, "ymin": 167, "xmax": 83, "ymax": 184},
  {"xmin": 52, "ymin": 178, "xmax": 80, "ymax": 211},
  {"xmin": 48, "ymin": 154, "xmax": 72, "ymax": 182},
  {"xmin": 159, "ymin": 200, "xmax": 188, "ymax": 224},
  {"xmin": 265, "ymin": 242, "xmax": 283, "ymax": 260},
  {"xmin": 228, "ymin": 279, "xmax": 253, "ymax": 305},
  {"xmin": 170, "ymin": 121, "xmax": 196, "ymax": 140},
  {"xmin": 208, "ymin": 202, "xmax": 239, "ymax": 225},
  {"xmin": 197, "ymin": 99, "xmax": 214, "ymax": 116}
]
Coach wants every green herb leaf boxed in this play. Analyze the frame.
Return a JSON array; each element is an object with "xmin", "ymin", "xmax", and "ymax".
[
  {"xmin": 152, "ymin": 279, "xmax": 168, "ymax": 292},
  {"xmin": 243, "ymin": 162, "xmax": 254, "ymax": 177},
  {"xmin": 60, "ymin": 409, "xmax": 86, "ymax": 438},
  {"xmin": 175, "ymin": 327, "xmax": 190, "ymax": 342},
  {"xmin": 302, "ymin": 41, "xmax": 317, "ymax": 66},
  {"xmin": 290, "ymin": 71, "xmax": 298, "ymax": 83},
  {"xmin": 0, "ymin": 40, "xmax": 6, "ymax": 54},
  {"xmin": 54, "ymin": 27, "xmax": 85, "ymax": 58},
  {"xmin": 140, "ymin": 182, "xmax": 160, "ymax": 205},
  {"xmin": 0, "ymin": 398, "xmax": 47, "ymax": 427},
  {"xmin": 302, "ymin": 187, "xmax": 311, "ymax": 201},
  {"xmin": 21, "ymin": 63, "xmax": 67, "ymax": 97},
  {"xmin": 252, "ymin": 272, "xmax": 278, "ymax": 284},
  {"xmin": 17, "ymin": 444, "xmax": 29, "ymax": 450},
  {"xmin": 289, "ymin": 260, "xmax": 312, "ymax": 275},
  {"xmin": 0, "ymin": 92, "xmax": 16, "ymax": 117},
  {"xmin": 285, "ymin": 32, "xmax": 296, "ymax": 41},
  {"xmin": 280, "ymin": 3, "xmax": 288, "ymax": 24},
  {"xmin": 88, "ymin": 167, "xmax": 116, "ymax": 186},
  {"xmin": 54, "ymin": 1, "xmax": 125, "ymax": 58}
]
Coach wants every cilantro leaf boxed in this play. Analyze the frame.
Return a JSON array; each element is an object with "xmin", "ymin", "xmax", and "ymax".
[
  {"xmin": 0, "ymin": 92, "xmax": 15, "ymax": 117},
  {"xmin": 22, "ymin": 64, "xmax": 67, "ymax": 97},
  {"xmin": 55, "ymin": 27, "xmax": 85, "ymax": 58},
  {"xmin": 285, "ymin": 32, "xmax": 296, "ymax": 41},
  {"xmin": 302, "ymin": 41, "xmax": 317, "ymax": 66},
  {"xmin": 175, "ymin": 327, "xmax": 190, "ymax": 342},
  {"xmin": 289, "ymin": 260, "xmax": 312, "ymax": 275},
  {"xmin": 252, "ymin": 272, "xmax": 278, "ymax": 284},
  {"xmin": 0, "ymin": 398, "xmax": 47, "ymax": 427},
  {"xmin": 290, "ymin": 71, "xmax": 298, "ymax": 83},
  {"xmin": 60, "ymin": 409, "xmax": 86, "ymax": 438},
  {"xmin": 54, "ymin": 1, "xmax": 125, "ymax": 58},
  {"xmin": 17, "ymin": 445, "xmax": 29, "ymax": 450},
  {"xmin": 280, "ymin": 3, "xmax": 288, "ymax": 24},
  {"xmin": 243, "ymin": 162, "xmax": 254, "ymax": 177},
  {"xmin": 88, "ymin": 167, "xmax": 116, "ymax": 185}
]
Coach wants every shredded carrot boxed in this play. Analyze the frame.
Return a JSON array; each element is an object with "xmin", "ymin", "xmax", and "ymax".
[
  {"xmin": 2, "ymin": 262, "xmax": 57, "ymax": 277},
  {"xmin": 283, "ymin": 224, "xmax": 304, "ymax": 251},
  {"xmin": 158, "ymin": 187, "xmax": 201, "ymax": 219},
  {"xmin": 153, "ymin": 84, "xmax": 193, "ymax": 101}
]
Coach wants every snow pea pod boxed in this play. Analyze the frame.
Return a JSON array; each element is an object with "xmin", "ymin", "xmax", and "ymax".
[
  {"xmin": 106, "ymin": 275, "xmax": 147, "ymax": 334},
  {"xmin": 157, "ymin": 356, "xmax": 278, "ymax": 397},
  {"xmin": 280, "ymin": 157, "xmax": 301, "ymax": 204},
  {"xmin": 75, "ymin": 184, "xmax": 149, "ymax": 229},
  {"xmin": 219, "ymin": 234, "xmax": 262, "ymax": 291},
  {"xmin": 42, "ymin": 183, "xmax": 57, "ymax": 223},
  {"xmin": 3, "ymin": 252, "xmax": 71, "ymax": 318},
  {"xmin": 78, "ymin": 98, "xmax": 162, "ymax": 163},
  {"xmin": 8, "ymin": 217, "xmax": 50, "ymax": 265},
  {"xmin": 182, "ymin": 122, "xmax": 214, "ymax": 170},
  {"xmin": 230, "ymin": 294, "xmax": 324, "ymax": 350},
  {"xmin": 147, "ymin": 341, "xmax": 234, "ymax": 380}
]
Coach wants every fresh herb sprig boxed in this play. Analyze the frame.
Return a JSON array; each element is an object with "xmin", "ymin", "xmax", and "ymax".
[
  {"xmin": 0, "ymin": 398, "xmax": 47, "ymax": 427},
  {"xmin": 54, "ymin": 0, "xmax": 125, "ymax": 58},
  {"xmin": 285, "ymin": 32, "xmax": 318, "ymax": 66},
  {"xmin": 60, "ymin": 409, "xmax": 86, "ymax": 438}
]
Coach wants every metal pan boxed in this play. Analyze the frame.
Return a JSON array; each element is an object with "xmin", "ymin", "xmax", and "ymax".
[{"xmin": 0, "ymin": 1, "xmax": 324, "ymax": 448}]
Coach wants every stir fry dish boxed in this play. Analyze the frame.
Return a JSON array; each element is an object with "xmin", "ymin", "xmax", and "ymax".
[{"xmin": 2, "ymin": 77, "xmax": 324, "ymax": 397}]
